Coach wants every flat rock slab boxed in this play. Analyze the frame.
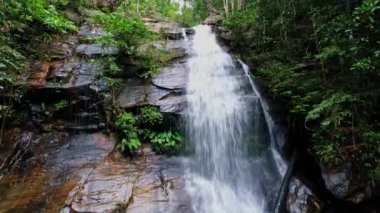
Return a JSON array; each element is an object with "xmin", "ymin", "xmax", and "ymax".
[
  {"xmin": 117, "ymin": 79, "xmax": 150, "ymax": 108},
  {"xmin": 76, "ymin": 44, "xmax": 120, "ymax": 57},
  {"xmin": 78, "ymin": 25, "xmax": 107, "ymax": 40},
  {"xmin": 68, "ymin": 145, "xmax": 192, "ymax": 213},
  {"xmin": 117, "ymin": 79, "xmax": 186, "ymax": 114},
  {"xmin": 117, "ymin": 55, "xmax": 188, "ymax": 114},
  {"xmin": 26, "ymin": 58, "xmax": 105, "ymax": 89},
  {"xmin": 69, "ymin": 160, "xmax": 136, "ymax": 212},
  {"xmin": 152, "ymin": 63, "xmax": 188, "ymax": 90},
  {"xmin": 0, "ymin": 132, "xmax": 115, "ymax": 212},
  {"xmin": 144, "ymin": 20, "xmax": 184, "ymax": 40}
]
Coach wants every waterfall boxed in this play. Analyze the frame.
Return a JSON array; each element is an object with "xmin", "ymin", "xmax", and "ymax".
[{"xmin": 183, "ymin": 25, "xmax": 286, "ymax": 213}]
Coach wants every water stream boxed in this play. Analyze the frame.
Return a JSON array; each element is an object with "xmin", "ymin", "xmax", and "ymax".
[{"xmin": 183, "ymin": 25, "xmax": 286, "ymax": 213}]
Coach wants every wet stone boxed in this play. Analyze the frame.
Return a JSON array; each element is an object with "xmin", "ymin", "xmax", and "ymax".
[
  {"xmin": 70, "ymin": 161, "xmax": 136, "ymax": 212},
  {"xmin": 156, "ymin": 93, "xmax": 186, "ymax": 114},
  {"xmin": 48, "ymin": 36, "xmax": 78, "ymax": 60},
  {"xmin": 0, "ymin": 133, "xmax": 115, "ymax": 213},
  {"xmin": 152, "ymin": 63, "xmax": 188, "ymax": 90},
  {"xmin": 76, "ymin": 44, "xmax": 120, "ymax": 57},
  {"xmin": 144, "ymin": 20, "xmax": 184, "ymax": 40},
  {"xmin": 185, "ymin": 28, "xmax": 196, "ymax": 35},
  {"xmin": 117, "ymin": 79, "xmax": 149, "ymax": 108},
  {"xmin": 68, "ymin": 145, "xmax": 192, "ymax": 213},
  {"xmin": 117, "ymin": 79, "xmax": 186, "ymax": 114},
  {"xmin": 321, "ymin": 162, "xmax": 352, "ymax": 199},
  {"xmin": 286, "ymin": 178, "xmax": 322, "ymax": 213},
  {"xmin": 78, "ymin": 25, "xmax": 107, "ymax": 40}
]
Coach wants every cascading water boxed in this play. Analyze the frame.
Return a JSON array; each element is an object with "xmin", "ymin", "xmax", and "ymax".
[{"xmin": 183, "ymin": 25, "xmax": 286, "ymax": 213}]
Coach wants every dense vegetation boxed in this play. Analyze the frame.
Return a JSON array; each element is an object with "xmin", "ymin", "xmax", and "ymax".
[
  {"xmin": 0, "ymin": 0, "xmax": 78, "ymax": 143},
  {"xmin": 198, "ymin": 0, "xmax": 380, "ymax": 182}
]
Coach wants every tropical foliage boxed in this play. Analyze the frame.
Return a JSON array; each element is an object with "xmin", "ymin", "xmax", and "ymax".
[
  {"xmin": 199, "ymin": 0, "xmax": 380, "ymax": 181},
  {"xmin": 142, "ymin": 130, "xmax": 183, "ymax": 155},
  {"xmin": 113, "ymin": 107, "xmax": 182, "ymax": 155},
  {"xmin": 114, "ymin": 112, "xmax": 141, "ymax": 153},
  {"xmin": 0, "ymin": 0, "xmax": 77, "ymax": 143}
]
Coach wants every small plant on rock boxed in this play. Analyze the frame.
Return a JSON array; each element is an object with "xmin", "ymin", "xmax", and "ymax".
[
  {"xmin": 143, "ymin": 130, "xmax": 183, "ymax": 155},
  {"xmin": 53, "ymin": 100, "xmax": 69, "ymax": 112},
  {"xmin": 138, "ymin": 106, "xmax": 163, "ymax": 127},
  {"xmin": 114, "ymin": 112, "xmax": 141, "ymax": 153}
]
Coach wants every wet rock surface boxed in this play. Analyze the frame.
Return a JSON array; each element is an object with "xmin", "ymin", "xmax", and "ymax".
[
  {"xmin": 76, "ymin": 44, "xmax": 120, "ymax": 57},
  {"xmin": 116, "ymin": 77, "xmax": 187, "ymax": 114},
  {"xmin": 153, "ymin": 63, "xmax": 188, "ymax": 91},
  {"xmin": 117, "ymin": 39, "xmax": 188, "ymax": 114},
  {"xmin": 0, "ymin": 133, "xmax": 115, "ymax": 212},
  {"xmin": 0, "ymin": 133, "xmax": 191, "ymax": 213},
  {"xmin": 3, "ymin": 12, "xmax": 194, "ymax": 213},
  {"xmin": 68, "ymin": 145, "xmax": 191, "ymax": 213},
  {"xmin": 3, "ymin": 19, "xmax": 190, "ymax": 211},
  {"xmin": 78, "ymin": 24, "xmax": 107, "ymax": 40},
  {"xmin": 22, "ymin": 21, "xmax": 113, "ymax": 131},
  {"xmin": 144, "ymin": 19, "xmax": 184, "ymax": 40},
  {"xmin": 203, "ymin": 13, "xmax": 224, "ymax": 26},
  {"xmin": 117, "ymin": 65, "xmax": 187, "ymax": 114},
  {"xmin": 321, "ymin": 162, "xmax": 352, "ymax": 200},
  {"xmin": 286, "ymin": 178, "xmax": 323, "ymax": 213}
]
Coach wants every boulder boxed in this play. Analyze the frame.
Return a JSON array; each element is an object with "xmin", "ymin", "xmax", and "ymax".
[
  {"xmin": 287, "ymin": 178, "xmax": 323, "ymax": 213},
  {"xmin": 203, "ymin": 14, "xmax": 224, "ymax": 26},
  {"xmin": 321, "ymin": 162, "xmax": 352, "ymax": 200},
  {"xmin": 116, "ymin": 79, "xmax": 186, "ymax": 114},
  {"xmin": 152, "ymin": 63, "xmax": 187, "ymax": 90},
  {"xmin": 144, "ymin": 20, "xmax": 184, "ymax": 40},
  {"xmin": 116, "ymin": 79, "xmax": 149, "ymax": 108},
  {"xmin": 117, "ymin": 62, "xmax": 188, "ymax": 114},
  {"xmin": 166, "ymin": 48, "xmax": 187, "ymax": 63},
  {"xmin": 185, "ymin": 28, "xmax": 195, "ymax": 35}
]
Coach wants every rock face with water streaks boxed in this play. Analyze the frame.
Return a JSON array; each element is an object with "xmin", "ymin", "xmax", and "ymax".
[
  {"xmin": 0, "ymin": 132, "xmax": 191, "ymax": 213},
  {"xmin": 1, "ymin": 11, "xmax": 192, "ymax": 212},
  {"xmin": 22, "ymin": 18, "xmax": 188, "ymax": 132},
  {"xmin": 116, "ymin": 39, "xmax": 188, "ymax": 114},
  {"xmin": 0, "ymin": 133, "xmax": 114, "ymax": 212},
  {"xmin": 68, "ymin": 145, "xmax": 191, "ymax": 213},
  {"xmin": 116, "ymin": 66, "xmax": 188, "ymax": 114}
]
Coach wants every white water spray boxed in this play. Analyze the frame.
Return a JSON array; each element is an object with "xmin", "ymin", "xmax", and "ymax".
[{"xmin": 184, "ymin": 25, "xmax": 287, "ymax": 213}]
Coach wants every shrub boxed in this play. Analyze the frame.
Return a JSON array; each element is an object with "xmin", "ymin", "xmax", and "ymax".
[
  {"xmin": 104, "ymin": 57, "xmax": 122, "ymax": 77},
  {"xmin": 114, "ymin": 112, "xmax": 141, "ymax": 153},
  {"xmin": 142, "ymin": 130, "xmax": 183, "ymax": 155},
  {"xmin": 53, "ymin": 100, "xmax": 69, "ymax": 112},
  {"xmin": 92, "ymin": 11, "xmax": 153, "ymax": 55},
  {"xmin": 138, "ymin": 107, "xmax": 163, "ymax": 126}
]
